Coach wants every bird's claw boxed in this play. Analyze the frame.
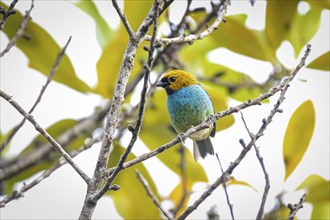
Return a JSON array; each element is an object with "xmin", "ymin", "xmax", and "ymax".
[{"xmin": 178, "ymin": 133, "xmax": 186, "ymax": 144}]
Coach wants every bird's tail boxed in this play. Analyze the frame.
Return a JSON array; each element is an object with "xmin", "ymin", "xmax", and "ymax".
[{"xmin": 193, "ymin": 137, "xmax": 214, "ymax": 160}]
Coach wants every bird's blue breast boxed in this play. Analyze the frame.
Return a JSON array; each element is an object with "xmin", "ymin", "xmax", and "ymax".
[{"xmin": 167, "ymin": 84, "xmax": 213, "ymax": 133}]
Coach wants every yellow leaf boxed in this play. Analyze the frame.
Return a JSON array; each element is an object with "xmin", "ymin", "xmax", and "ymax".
[
  {"xmin": 227, "ymin": 176, "xmax": 257, "ymax": 192},
  {"xmin": 107, "ymin": 142, "xmax": 161, "ymax": 219},
  {"xmin": 265, "ymin": 0, "xmax": 299, "ymax": 52},
  {"xmin": 288, "ymin": 6, "xmax": 322, "ymax": 58},
  {"xmin": 296, "ymin": 174, "xmax": 330, "ymax": 204},
  {"xmin": 311, "ymin": 201, "xmax": 330, "ymax": 220},
  {"xmin": 94, "ymin": 28, "xmax": 146, "ymax": 98},
  {"xmin": 307, "ymin": 51, "xmax": 330, "ymax": 71},
  {"xmin": 168, "ymin": 181, "xmax": 193, "ymax": 216},
  {"xmin": 124, "ymin": 0, "xmax": 153, "ymax": 32},
  {"xmin": 283, "ymin": 100, "xmax": 315, "ymax": 180},
  {"xmin": 1, "ymin": 2, "xmax": 91, "ymax": 94},
  {"xmin": 296, "ymin": 174, "xmax": 330, "ymax": 219},
  {"xmin": 211, "ymin": 14, "xmax": 272, "ymax": 61},
  {"xmin": 74, "ymin": 0, "xmax": 113, "ymax": 49},
  {"xmin": 202, "ymin": 82, "xmax": 235, "ymax": 131},
  {"xmin": 4, "ymin": 119, "xmax": 86, "ymax": 194},
  {"xmin": 201, "ymin": 60, "xmax": 263, "ymax": 102}
]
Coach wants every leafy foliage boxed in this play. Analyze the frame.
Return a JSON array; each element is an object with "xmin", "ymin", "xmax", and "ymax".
[
  {"xmin": 0, "ymin": 2, "xmax": 91, "ymax": 94},
  {"xmin": 1, "ymin": 0, "xmax": 329, "ymax": 219}
]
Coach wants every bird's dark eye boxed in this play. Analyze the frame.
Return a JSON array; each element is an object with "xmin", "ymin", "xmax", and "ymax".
[{"xmin": 169, "ymin": 77, "xmax": 176, "ymax": 83}]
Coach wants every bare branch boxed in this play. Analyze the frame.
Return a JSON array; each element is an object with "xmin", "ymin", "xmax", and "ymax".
[
  {"xmin": 0, "ymin": 36, "xmax": 72, "ymax": 152},
  {"xmin": 0, "ymin": 90, "xmax": 90, "ymax": 184},
  {"xmin": 0, "ymin": 0, "xmax": 34, "ymax": 57},
  {"xmin": 215, "ymin": 153, "xmax": 235, "ymax": 220},
  {"xmin": 79, "ymin": 1, "xmax": 171, "ymax": 219},
  {"xmin": 0, "ymin": 0, "xmax": 18, "ymax": 30},
  {"xmin": 144, "ymin": 0, "xmax": 229, "ymax": 45},
  {"xmin": 111, "ymin": 0, "xmax": 135, "ymax": 39},
  {"xmin": 286, "ymin": 193, "xmax": 307, "ymax": 220},
  {"xmin": 176, "ymin": 44, "xmax": 312, "ymax": 220},
  {"xmin": 240, "ymin": 112, "xmax": 270, "ymax": 219},
  {"xmin": 90, "ymin": 0, "xmax": 161, "ymax": 203},
  {"xmin": 0, "ymin": 135, "xmax": 102, "ymax": 207},
  {"xmin": 135, "ymin": 170, "xmax": 174, "ymax": 220}
]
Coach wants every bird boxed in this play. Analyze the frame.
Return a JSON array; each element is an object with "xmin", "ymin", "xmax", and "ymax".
[{"xmin": 156, "ymin": 70, "xmax": 216, "ymax": 160}]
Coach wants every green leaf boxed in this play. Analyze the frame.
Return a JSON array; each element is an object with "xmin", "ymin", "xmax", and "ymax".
[
  {"xmin": 296, "ymin": 174, "xmax": 330, "ymax": 203},
  {"xmin": 283, "ymin": 100, "xmax": 315, "ymax": 180},
  {"xmin": 202, "ymin": 82, "xmax": 235, "ymax": 131},
  {"xmin": 0, "ymin": 2, "xmax": 91, "ymax": 94},
  {"xmin": 306, "ymin": 0, "xmax": 330, "ymax": 10},
  {"xmin": 0, "ymin": 130, "xmax": 11, "ymax": 156},
  {"xmin": 307, "ymin": 51, "xmax": 330, "ymax": 71},
  {"xmin": 107, "ymin": 142, "xmax": 161, "ymax": 219},
  {"xmin": 265, "ymin": 0, "xmax": 299, "ymax": 52},
  {"xmin": 74, "ymin": 0, "xmax": 112, "ymax": 48},
  {"xmin": 201, "ymin": 60, "xmax": 262, "ymax": 102},
  {"xmin": 227, "ymin": 176, "xmax": 257, "ymax": 192},
  {"xmin": 124, "ymin": 0, "xmax": 153, "ymax": 32},
  {"xmin": 296, "ymin": 174, "xmax": 330, "ymax": 219},
  {"xmin": 4, "ymin": 119, "xmax": 87, "ymax": 194},
  {"xmin": 140, "ymin": 90, "xmax": 208, "ymax": 183},
  {"xmin": 94, "ymin": 28, "xmax": 128, "ymax": 98},
  {"xmin": 311, "ymin": 201, "xmax": 330, "ymax": 220},
  {"xmin": 169, "ymin": 181, "xmax": 193, "ymax": 216},
  {"xmin": 288, "ymin": 5, "xmax": 322, "ymax": 57},
  {"xmin": 211, "ymin": 14, "xmax": 273, "ymax": 61},
  {"xmin": 94, "ymin": 27, "xmax": 146, "ymax": 98}
]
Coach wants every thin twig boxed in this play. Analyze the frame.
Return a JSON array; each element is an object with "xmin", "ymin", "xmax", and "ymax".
[
  {"xmin": 176, "ymin": 44, "xmax": 311, "ymax": 220},
  {"xmin": 135, "ymin": 170, "xmax": 174, "ymax": 220},
  {"xmin": 216, "ymin": 153, "xmax": 235, "ymax": 220},
  {"xmin": 240, "ymin": 112, "xmax": 270, "ymax": 219},
  {"xmin": 0, "ymin": 36, "xmax": 72, "ymax": 152},
  {"xmin": 286, "ymin": 193, "xmax": 307, "ymax": 220},
  {"xmin": 0, "ymin": 135, "xmax": 102, "ymax": 207},
  {"xmin": 0, "ymin": 90, "xmax": 90, "ymax": 184},
  {"xmin": 0, "ymin": 0, "xmax": 34, "ymax": 57},
  {"xmin": 144, "ymin": 0, "xmax": 229, "ymax": 45},
  {"xmin": 0, "ymin": 0, "xmax": 18, "ymax": 30},
  {"xmin": 112, "ymin": 0, "xmax": 135, "ymax": 39}
]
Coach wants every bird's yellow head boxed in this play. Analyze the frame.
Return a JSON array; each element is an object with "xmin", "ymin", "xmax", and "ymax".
[{"xmin": 156, "ymin": 70, "xmax": 198, "ymax": 95}]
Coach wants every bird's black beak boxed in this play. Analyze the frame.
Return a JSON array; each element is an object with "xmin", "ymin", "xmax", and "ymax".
[{"xmin": 156, "ymin": 78, "xmax": 170, "ymax": 88}]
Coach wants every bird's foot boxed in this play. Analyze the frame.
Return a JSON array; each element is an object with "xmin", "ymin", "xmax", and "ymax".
[{"xmin": 178, "ymin": 133, "xmax": 186, "ymax": 144}]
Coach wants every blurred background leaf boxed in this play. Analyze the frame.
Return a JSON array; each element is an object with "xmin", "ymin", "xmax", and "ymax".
[
  {"xmin": 3, "ymin": 119, "xmax": 88, "ymax": 194},
  {"xmin": 296, "ymin": 174, "xmax": 330, "ymax": 219},
  {"xmin": 307, "ymin": 51, "xmax": 330, "ymax": 71},
  {"xmin": 283, "ymin": 100, "xmax": 315, "ymax": 180},
  {"xmin": 288, "ymin": 5, "xmax": 322, "ymax": 58},
  {"xmin": 265, "ymin": 0, "xmax": 299, "ymax": 53},
  {"xmin": 107, "ymin": 142, "xmax": 161, "ymax": 219},
  {"xmin": 211, "ymin": 14, "xmax": 273, "ymax": 62},
  {"xmin": 74, "ymin": 0, "xmax": 113, "ymax": 49},
  {"xmin": 1, "ymin": 2, "xmax": 91, "ymax": 94}
]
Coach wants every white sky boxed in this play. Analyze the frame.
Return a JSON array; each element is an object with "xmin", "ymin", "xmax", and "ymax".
[{"xmin": 1, "ymin": 1, "xmax": 329, "ymax": 219}]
